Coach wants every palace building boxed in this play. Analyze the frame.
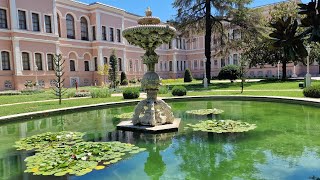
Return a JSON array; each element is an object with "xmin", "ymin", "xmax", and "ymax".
[{"xmin": 0, "ymin": 0, "xmax": 319, "ymax": 90}]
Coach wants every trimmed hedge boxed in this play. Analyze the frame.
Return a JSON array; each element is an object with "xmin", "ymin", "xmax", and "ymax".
[
  {"xmin": 120, "ymin": 72, "xmax": 128, "ymax": 85},
  {"xmin": 90, "ymin": 88, "xmax": 111, "ymax": 98},
  {"xmin": 123, "ymin": 88, "xmax": 140, "ymax": 99},
  {"xmin": 159, "ymin": 86, "xmax": 169, "ymax": 94},
  {"xmin": 172, "ymin": 86, "xmax": 187, "ymax": 96},
  {"xmin": 184, "ymin": 69, "xmax": 193, "ymax": 82},
  {"xmin": 303, "ymin": 85, "xmax": 320, "ymax": 98}
]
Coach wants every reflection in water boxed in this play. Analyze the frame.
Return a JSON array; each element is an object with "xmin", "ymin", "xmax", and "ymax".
[{"xmin": 0, "ymin": 101, "xmax": 320, "ymax": 179}]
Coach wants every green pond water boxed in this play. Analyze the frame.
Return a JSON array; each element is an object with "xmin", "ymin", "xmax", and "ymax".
[{"xmin": 0, "ymin": 100, "xmax": 320, "ymax": 180}]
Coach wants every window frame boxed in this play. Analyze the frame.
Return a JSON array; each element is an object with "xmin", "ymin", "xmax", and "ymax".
[
  {"xmin": 80, "ymin": 17, "xmax": 89, "ymax": 41},
  {"xmin": 47, "ymin": 54, "xmax": 54, "ymax": 71},
  {"xmin": 31, "ymin": 12, "xmax": 40, "ymax": 32},
  {"xmin": 34, "ymin": 53, "xmax": 43, "ymax": 71},
  {"xmin": 94, "ymin": 57, "xmax": 98, "ymax": 71},
  {"xmin": 70, "ymin": 60, "xmax": 76, "ymax": 71},
  {"xmin": 84, "ymin": 61, "xmax": 89, "ymax": 71},
  {"xmin": 116, "ymin": 29, "xmax": 121, "ymax": 43},
  {"xmin": 1, "ymin": 51, "xmax": 10, "ymax": 70},
  {"xmin": 66, "ymin": 14, "xmax": 75, "ymax": 39},
  {"xmin": 102, "ymin": 26, "xmax": 107, "ymax": 41},
  {"xmin": 18, "ymin": 10, "xmax": 27, "ymax": 30},
  {"xmin": 109, "ymin": 27, "xmax": 114, "ymax": 42},
  {"xmin": 0, "ymin": 8, "xmax": 8, "ymax": 29},
  {"xmin": 22, "ymin": 52, "xmax": 31, "ymax": 70},
  {"xmin": 44, "ymin": 15, "xmax": 52, "ymax": 33}
]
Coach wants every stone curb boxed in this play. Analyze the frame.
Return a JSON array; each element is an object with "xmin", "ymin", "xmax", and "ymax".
[{"xmin": 0, "ymin": 95, "xmax": 319, "ymax": 123}]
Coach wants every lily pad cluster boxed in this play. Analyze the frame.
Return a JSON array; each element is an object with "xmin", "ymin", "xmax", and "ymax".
[
  {"xmin": 185, "ymin": 120, "xmax": 257, "ymax": 133},
  {"xmin": 15, "ymin": 131, "xmax": 145, "ymax": 177},
  {"xmin": 186, "ymin": 108, "xmax": 224, "ymax": 115},
  {"xmin": 114, "ymin": 112, "xmax": 134, "ymax": 120},
  {"xmin": 15, "ymin": 131, "xmax": 84, "ymax": 151}
]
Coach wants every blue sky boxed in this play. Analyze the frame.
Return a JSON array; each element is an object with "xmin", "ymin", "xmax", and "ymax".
[{"xmin": 79, "ymin": 0, "xmax": 309, "ymax": 21}]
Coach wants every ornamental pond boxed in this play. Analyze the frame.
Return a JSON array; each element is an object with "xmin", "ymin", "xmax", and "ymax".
[{"xmin": 0, "ymin": 100, "xmax": 320, "ymax": 180}]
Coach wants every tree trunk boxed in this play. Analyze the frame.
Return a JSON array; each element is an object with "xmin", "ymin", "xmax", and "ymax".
[
  {"xmin": 205, "ymin": 0, "xmax": 212, "ymax": 84},
  {"xmin": 282, "ymin": 60, "xmax": 287, "ymax": 81}
]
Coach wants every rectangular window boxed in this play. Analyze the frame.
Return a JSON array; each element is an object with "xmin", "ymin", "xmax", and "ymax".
[
  {"xmin": 45, "ymin": 15, "xmax": 52, "ymax": 33},
  {"xmin": 94, "ymin": 57, "xmax": 98, "ymax": 71},
  {"xmin": 117, "ymin": 29, "xmax": 121, "ymax": 43},
  {"xmin": 183, "ymin": 39, "xmax": 186, "ymax": 50},
  {"xmin": 47, "ymin": 54, "xmax": 54, "ymax": 70},
  {"xmin": 169, "ymin": 61, "xmax": 173, "ymax": 71},
  {"xmin": 22, "ymin": 52, "xmax": 30, "ymax": 70},
  {"xmin": 233, "ymin": 54, "xmax": 238, "ymax": 65},
  {"xmin": 194, "ymin": 60, "xmax": 197, "ymax": 69},
  {"xmin": 70, "ymin": 60, "xmax": 75, "ymax": 71},
  {"xmin": 169, "ymin": 42, "xmax": 172, "ymax": 49},
  {"xmin": 102, "ymin": 26, "xmax": 107, "ymax": 40},
  {"xmin": 1, "ymin": 51, "xmax": 10, "ymax": 70},
  {"xmin": 221, "ymin": 58, "xmax": 225, "ymax": 67},
  {"xmin": 35, "ymin": 53, "xmax": 43, "ymax": 70},
  {"xmin": 109, "ymin": 27, "xmax": 114, "ymax": 42},
  {"xmin": 84, "ymin": 61, "xmax": 89, "ymax": 71},
  {"xmin": 214, "ymin": 60, "xmax": 218, "ymax": 66},
  {"xmin": 104, "ymin": 57, "xmax": 108, "ymax": 64},
  {"xmin": 92, "ymin": 26, "xmax": 96, "ymax": 41},
  {"xmin": 0, "ymin": 9, "xmax": 8, "ymax": 29},
  {"xmin": 18, "ymin": 10, "xmax": 27, "ymax": 30},
  {"xmin": 32, "ymin": 13, "xmax": 40, "ymax": 32}
]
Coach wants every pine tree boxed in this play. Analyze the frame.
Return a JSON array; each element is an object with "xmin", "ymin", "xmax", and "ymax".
[
  {"xmin": 184, "ymin": 69, "xmax": 193, "ymax": 82},
  {"xmin": 52, "ymin": 54, "xmax": 67, "ymax": 105}
]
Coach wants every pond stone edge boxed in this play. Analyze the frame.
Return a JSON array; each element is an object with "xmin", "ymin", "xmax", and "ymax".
[{"xmin": 0, "ymin": 95, "xmax": 319, "ymax": 124}]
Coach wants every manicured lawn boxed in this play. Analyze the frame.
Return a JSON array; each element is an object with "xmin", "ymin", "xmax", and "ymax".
[
  {"xmin": 0, "ymin": 97, "xmax": 126, "ymax": 117},
  {"xmin": 0, "ymin": 79, "xmax": 319, "ymax": 117}
]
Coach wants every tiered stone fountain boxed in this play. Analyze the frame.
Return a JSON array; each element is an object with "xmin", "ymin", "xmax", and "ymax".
[{"xmin": 117, "ymin": 8, "xmax": 180, "ymax": 133}]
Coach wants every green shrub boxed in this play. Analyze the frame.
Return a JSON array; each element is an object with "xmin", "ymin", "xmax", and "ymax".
[
  {"xmin": 218, "ymin": 65, "xmax": 240, "ymax": 82},
  {"xmin": 20, "ymin": 89, "xmax": 44, "ymax": 95},
  {"xmin": 0, "ymin": 91, "xmax": 21, "ymax": 96},
  {"xmin": 120, "ymin": 72, "xmax": 127, "ymax": 85},
  {"xmin": 74, "ymin": 90, "xmax": 91, "ymax": 97},
  {"xmin": 129, "ymin": 79, "xmax": 137, "ymax": 84},
  {"xmin": 90, "ymin": 88, "xmax": 111, "ymax": 98},
  {"xmin": 184, "ymin": 69, "xmax": 193, "ymax": 82},
  {"xmin": 303, "ymin": 85, "xmax": 320, "ymax": 98},
  {"xmin": 123, "ymin": 88, "xmax": 140, "ymax": 99},
  {"xmin": 172, "ymin": 86, "xmax": 187, "ymax": 96},
  {"xmin": 121, "ymin": 79, "xmax": 129, "ymax": 86},
  {"xmin": 159, "ymin": 86, "xmax": 169, "ymax": 94}
]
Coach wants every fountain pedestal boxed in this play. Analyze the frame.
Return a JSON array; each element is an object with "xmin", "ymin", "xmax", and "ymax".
[{"xmin": 117, "ymin": 7, "xmax": 180, "ymax": 133}]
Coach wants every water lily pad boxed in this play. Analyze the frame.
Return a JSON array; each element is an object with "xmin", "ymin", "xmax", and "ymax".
[
  {"xmin": 186, "ymin": 120, "xmax": 257, "ymax": 133},
  {"xmin": 14, "ymin": 131, "xmax": 85, "ymax": 151},
  {"xmin": 20, "ymin": 138, "xmax": 145, "ymax": 177},
  {"xmin": 186, "ymin": 108, "xmax": 224, "ymax": 115}
]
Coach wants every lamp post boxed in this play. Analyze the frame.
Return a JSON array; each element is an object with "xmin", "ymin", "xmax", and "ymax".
[
  {"xmin": 305, "ymin": 45, "xmax": 311, "ymax": 88},
  {"xmin": 203, "ymin": 59, "xmax": 208, "ymax": 88},
  {"xmin": 34, "ymin": 65, "xmax": 39, "ymax": 89}
]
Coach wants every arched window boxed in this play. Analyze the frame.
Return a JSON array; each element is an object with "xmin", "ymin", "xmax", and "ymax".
[
  {"xmin": 70, "ymin": 60, "xmax": 75, "ymax": 71},
  {"xmin": 1, "ymin": 51, "xmax": 10, "ymax": 70},
  {"xmin": 22, "ymin": 52, "xmax": 30, "ymax": 70},
  {"xmin": 35, "ymin": 53, "xmax": 43, "ymax": 70},
  {"xmin": 57, "ymin": 14, "xmax": 61, "ymax": 37},
  {"xmin": 80, "ymin": 17, "xmax": 88, "ymax": 41},
  {"xmin": 66, "ymin": 14, "xmax": 75, "ymax": 39}
]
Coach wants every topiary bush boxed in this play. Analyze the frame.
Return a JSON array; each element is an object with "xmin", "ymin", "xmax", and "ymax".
[
  {"xmin": 184, "ymin": 69, "xmax": 193, "ymax": 82},
  {"xmin": 120, "ymin": 72, "xmax": 127, "ymax": 85},
  {"xmin": 172, "ymin": 86, "xmax": 187, "ymax": 96},
  {"xmin": 303, "ymin": 85, "xmax": 320, "ymax": 98},
  {"xmin": 123, "ymin": 87, "xmax": 140, "ymax": 99},
  {"xmin": 217, "ymin": 65, "xmax": 240, "ymax": 82}
]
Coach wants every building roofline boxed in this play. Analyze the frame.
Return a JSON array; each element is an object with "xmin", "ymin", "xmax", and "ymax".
[{"xmin": 253, "ymin": 0, "xmax": 301, "ymax": 9}]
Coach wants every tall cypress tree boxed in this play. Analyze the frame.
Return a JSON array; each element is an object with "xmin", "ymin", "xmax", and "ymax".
[{"xmin": 109, "ymin": 50, "xmax": 118, "ymax": 89}]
